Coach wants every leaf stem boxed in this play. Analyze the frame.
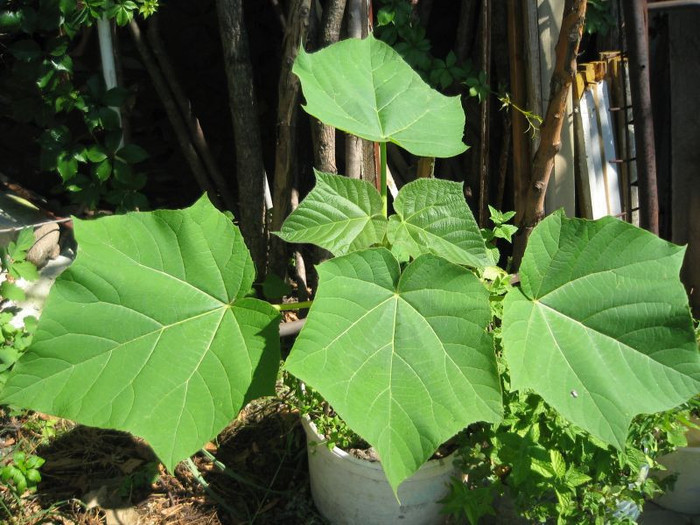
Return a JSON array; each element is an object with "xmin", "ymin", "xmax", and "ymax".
[
  {"xmin": 184, "ymin": 458, "xmax": 241, "ymax": 518},
  {"xmin": 272, "ymin": 301, "xmax": 313, "ymax": 311},
  {"xmin": 380, "ymin": 141, "xmax": 388, "ymax": 218},
  {"xmin": 199, "ymin": 449, "xmax": 290, "ymax": 494}
]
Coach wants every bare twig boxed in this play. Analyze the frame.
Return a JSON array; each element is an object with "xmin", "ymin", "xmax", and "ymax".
[{"xmin": 0, "ymin": 218, "xmax": 72, "ymax": 234}]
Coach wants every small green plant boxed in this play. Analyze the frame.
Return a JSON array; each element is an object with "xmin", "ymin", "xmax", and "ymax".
[
  {"xmin": 443, "ymin": 372, "xmax": 693, "ymax": 524},
  {"xmin": 283, "ymin": 375, "xmax": 363, "ymax": 451},
  {"xmin": 0, "ymin": 228, "xmax": 39, "ymax": 388},
  {"xmin": 118, "ymin": 461, "xmax": 160, "ymax": 499},
  {"xmin": 0, "ymin": 228, "xmax": 38, "ymax": 303},
  {"xmin": 0, "ymin": 34, "xmax": 698, "ymax": 516},
  {"xmin": 586, "ymin": 0, "xmax": 616, "ymax": 35},
  {"xmin": 481, "ymin": 205, "xmax": 518, "ymax": 262},
  {"xmin": 0, "ymin": 450, "xmax": 45, "ymax": 496}
]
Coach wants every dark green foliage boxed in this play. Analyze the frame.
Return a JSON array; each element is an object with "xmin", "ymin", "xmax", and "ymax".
[{"xmin": 0, "ymin": 0, "xmax": 156, "ymax": 210}]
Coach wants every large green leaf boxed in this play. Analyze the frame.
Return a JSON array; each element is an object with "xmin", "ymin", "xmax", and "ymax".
[
  {"xmin": 0, "ymin": 196, "xmax": 281, "ymax": 470},
  {"xmin": 293, "ymin": 35, "xmax": 467, "ymax": 157},
  {"xmin": 387, "ymin": 178, "xmax": 494, "ymax": 269},
  {"xmin": 285, "ymin": 249, "xmax": 501, "ymax": 492},
  {"xmin": 502, "ymin": 214, "xmax": 700, "ymax": 448},
  {"xmin": 276, "ymin": 171, "xmax": 387, "ymax": 255}
]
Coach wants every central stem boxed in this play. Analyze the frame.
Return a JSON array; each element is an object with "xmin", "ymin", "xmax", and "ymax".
[{"xmin": 380, "ymin": 141, "xmax": 388, "ymax": 217}]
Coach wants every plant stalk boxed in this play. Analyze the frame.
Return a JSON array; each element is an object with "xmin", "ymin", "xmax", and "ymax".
[
  {"xmin": 273, "ymin": 301, "xmax": 313, "ymax": 311},
  {"xmin": 184, "ymin": 458, "xmax": 240, "ymax": 518},
  {"xmin": 380, "ymin": 141, "xmax": 388, "ymax": 217}
]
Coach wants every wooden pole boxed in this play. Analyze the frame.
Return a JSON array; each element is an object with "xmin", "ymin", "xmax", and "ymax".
[
  {"xmin": 477, "ymin": 0, "xmax": 491, "ymax": 227},
  {"xmin": 621, "ymin": 0, "xmax": 659, "ymax": 234},
  {"xmin": 506, "ymin": 0, "xmax": 531, "ymax": 220}
]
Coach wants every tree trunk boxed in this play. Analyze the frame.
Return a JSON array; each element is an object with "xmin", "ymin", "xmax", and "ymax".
[
  {"xmin": 215, "ymin": 0, "xmax": 267, "ymax": 274},
  {"xmin": 310, "ymin": 0, "xmax": 347, "ymax": 174},
  {"xmin": 345, "ymin": 0, "xmax": 365, "ymax": 179},
  {"xmin": 269, "ymin": 0, "xmax": 313, "ymax": 278},
  {"xmin": 512, "ymin": 0, "xmax": 587, "ymax": 267}
]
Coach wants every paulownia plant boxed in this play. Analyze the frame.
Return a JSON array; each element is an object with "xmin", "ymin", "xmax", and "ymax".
[{"xmin": 1, "ymin": 35, "xmax": 699, "ymax": 498}]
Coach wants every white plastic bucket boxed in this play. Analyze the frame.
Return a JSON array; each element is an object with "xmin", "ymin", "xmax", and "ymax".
[
  {"xmin": 301, "ymin": 415, "xmax": 457, "ymax": 525},
  {"xmin": 654, "ymin": 425, "xmax": 700, "ymax": 514}
]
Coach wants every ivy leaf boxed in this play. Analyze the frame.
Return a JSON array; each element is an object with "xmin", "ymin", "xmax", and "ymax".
[
  {"xmin": 276, "ymin": 171, "xmax": 387, "ymax": 256},
  {"xmin": 293, "ymin": 34, "xmax": 467, "ymax": 158},
  {"xmin": 502, "ymin": 214, "xmax": 700, "ymax": 449},
  {"xmin": 9, "ymin": 39, "xmax": 42, "ymax": 60},
  {"xmin": 116, "ymin": 144, "xmax": 149, "ymax": 164},
  {"xmin": 0, "ymin": 196, "xmax": 281, "ymax": 471},
  {"xmin": 10, "ymin": 261, "xmax": 38, "ymax": 282},
  {"xmin": 387, "ymin": 179, "xmax": 494, "ymax": 269},
  {"xmin": 85, "ymin": 145, "xmax": 108, "ymax": 163},
  {"xmin": 56, "ymin": 153, "xmax": 78, "ymax": 181},
  {"xmin": 0, "ymin": 281, "xmax": 25, "ymax": 302},
  {"xmin": 285, "ymin": 249, "xmax": 501, "ymax": 492},
  {"xmin": 93, "ymin": 159, "xmax": 112, "ymax": 182}
]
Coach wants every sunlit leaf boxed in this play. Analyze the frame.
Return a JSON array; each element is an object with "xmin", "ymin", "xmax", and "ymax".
[
  {"xmin": 502, "ymin": 214, "xmax": 700, "ymax": 448},
  {"xmin": 0, "ymin": 196, "xmax": 281, "ymax": 470}
]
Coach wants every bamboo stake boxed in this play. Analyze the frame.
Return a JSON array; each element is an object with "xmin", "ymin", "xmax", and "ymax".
[
  {"xmin": 477, "ymin": 0, "xmax": 492, "ymax": 227},
  {"xmin": 506, "ymin": 0, "xmax": 531, "ymax": 220},
  {"xmin": 621, "ymin": 0, "xmax": 659, "ymax": 234}
]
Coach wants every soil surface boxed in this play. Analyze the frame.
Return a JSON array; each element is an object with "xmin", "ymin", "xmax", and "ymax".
[{"xmin": 1, "ymin": 399, "xmax": 327, "ymax": 524}]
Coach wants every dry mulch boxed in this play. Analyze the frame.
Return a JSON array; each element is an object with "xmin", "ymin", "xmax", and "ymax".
[{"xmin": 0, "ymin": 399, "xmax": 326, "ymax": 524}]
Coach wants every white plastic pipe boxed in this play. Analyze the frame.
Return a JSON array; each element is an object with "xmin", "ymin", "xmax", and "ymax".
[
  {"xmin": 97, "ymin": 16, "xmax": 124, "ymax": 146},
  {"xmin": 97, "ymin": 17, "xmax": 119, "ymax": 90}
]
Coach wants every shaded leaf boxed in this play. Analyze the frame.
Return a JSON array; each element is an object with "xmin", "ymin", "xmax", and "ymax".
[
  {"xmin": 277, "ymin": 171, "xmax": 387, "ymax": 255},
  {"xmin": 0, "ymin": 281, "xmax": 25, "ymax": 302},
  {"xmin": 117, "ymin": 144, "xmax": 149, "ymax": 164},
  {"xmin": 387, "ymin": 179, "xmax": 494, "ymax": 269}
]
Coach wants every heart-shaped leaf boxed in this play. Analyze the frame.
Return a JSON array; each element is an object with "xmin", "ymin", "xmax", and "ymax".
[
  {"xmin": 285, "ymin": 249, "xmax": 501, "ymax": 492},
  {"xmin": 502, "ymin": 213, "xmax": 700, "ymax": 448},
  {"xmin": 0, "ymin": 196, "xmax": 281, "ymax": 470},
  {"xmin": 276, "ymin": 171, "xmax": 387, "ymax": 255},
  {"xmin": 293, "ymin": 35, "xmax": 467, "ymax": 158},
  {"xmin": 387, "ymin": 178, "xmax": 494, "ymax": 269}
]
